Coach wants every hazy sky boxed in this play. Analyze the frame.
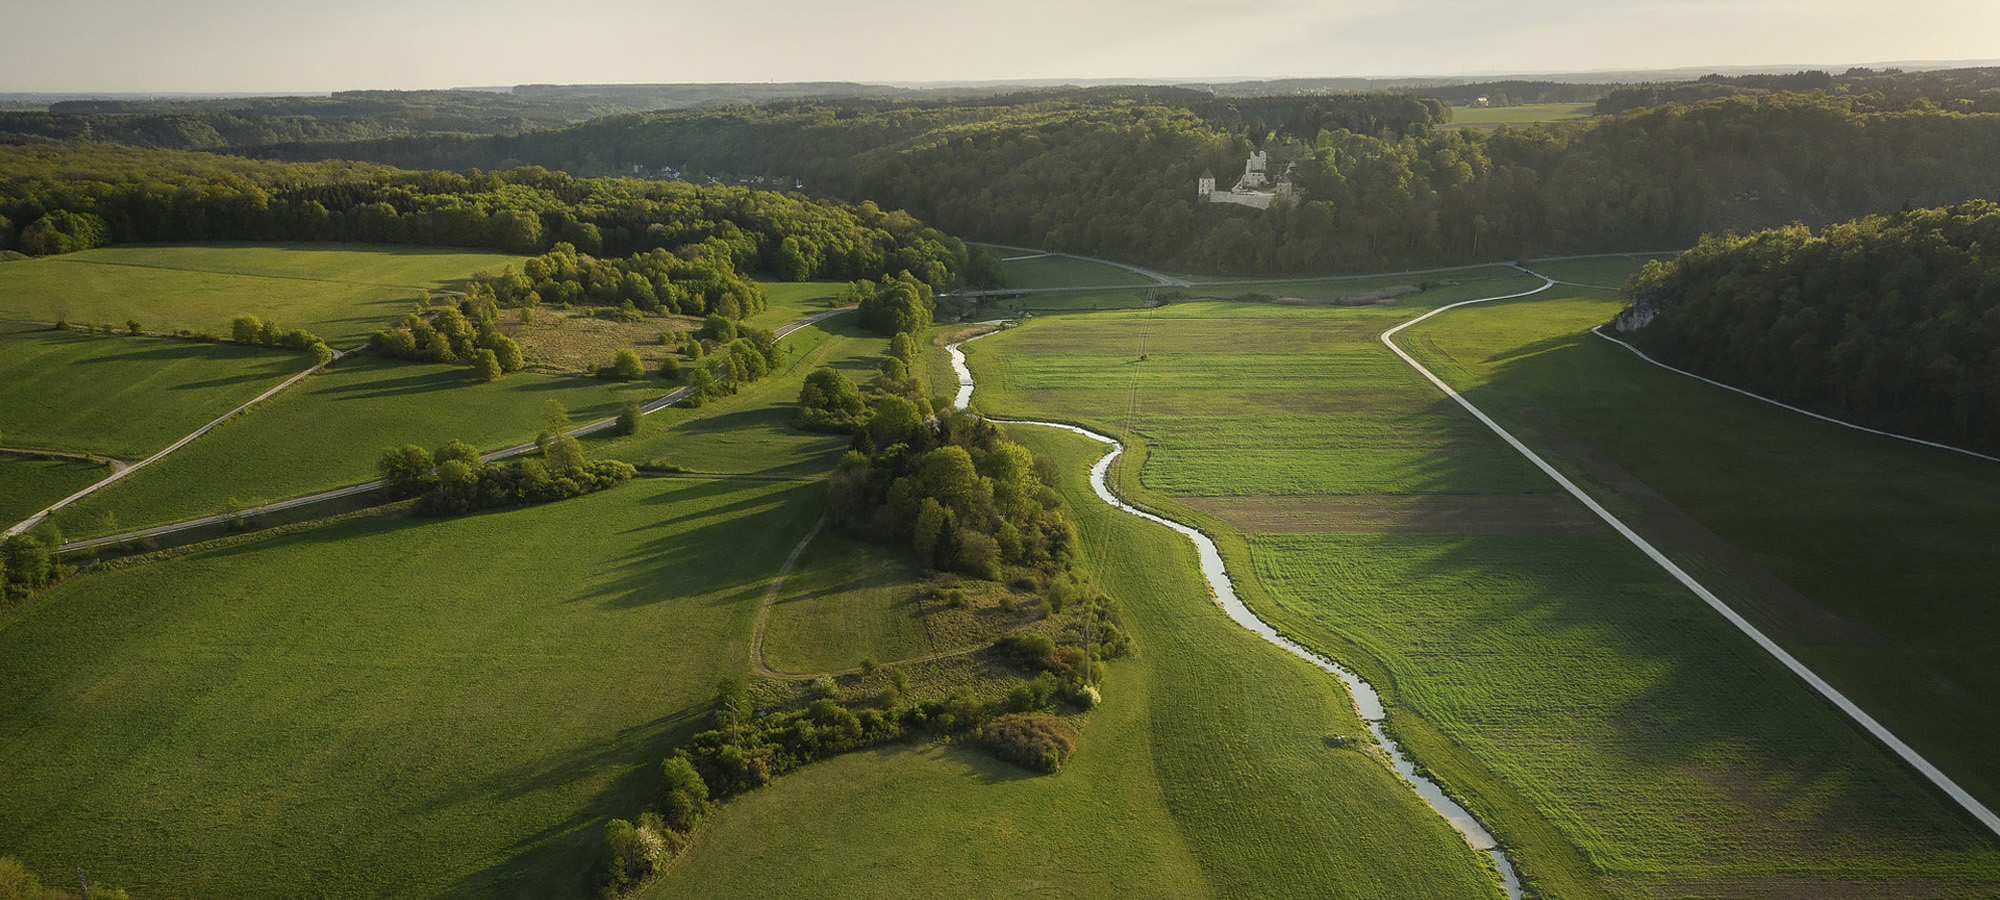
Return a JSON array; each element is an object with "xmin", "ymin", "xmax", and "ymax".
[{"xmin": 5, "ymin": 0, "xmax": 1997, "ymax": 93}]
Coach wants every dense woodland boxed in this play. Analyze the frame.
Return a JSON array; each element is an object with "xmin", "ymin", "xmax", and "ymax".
[
  {"xmin": 0, "ymin": 145, "xmax": 974, "ymax": 294},
  {"xmin": 1621, "ymin": 199, "xmax": 2000, "ymax": 450},
  {"xmin": 214, "ymin": 74, "xmax": 2000, "ymax": 275},
  {"xmin": 1596, "ymin": 66, "xmax": 2000, "ymax": 115}
]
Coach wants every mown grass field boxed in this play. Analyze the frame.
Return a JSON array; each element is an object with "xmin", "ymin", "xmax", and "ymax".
[
  {"xmin": 963, "ymin": 274, "xmax": 1553, "ymax": 495},
  {"xmin": 0, "ymin": 243, "xmax": 524, "ymax": 344},
  {"xmin": 0, "ymin": 476, "xmax": 825, "ymax": 900},
  {"xmin": 982, "ymin": 287, "xmax": 1158, "ymax": 314},
  {"xmin": 1400, "ymin": 268, "xmax": 2000, "ymax": 811},
  {"xmin": 991, "ymin": 250, "xmax": 1154, "ymax": 289},
  {"xmin": 759, "ymin": 534, "xmax": 932, "ymax": 674},
  {"xmin": 652, "ymin": 427, "xmax": 1508, "ymax": 900},
  {"xmin": 0, "ymin": 456, "xmax": 104, "ymax": 525},
  {"xmin": 965, "ymin": 288, "xmax": 2000, "ymax": 898},
  {"xmin": 1444, "ymin": 102, "xmax": 1599, "ymax": 126},
  {"xmin": 0, "ymin": 322, "xmax": 307, "ymax": 458},
  {"xmin": 53, "ymin": 356, "xmax": 657, "ymax": 537},
  {"xmin": 597, "ymin": 312, "xmax": 885, "ymax": 477},
  {"xmin": 746, "ymin": 281, "xmax": 849, "ymax": 331}
]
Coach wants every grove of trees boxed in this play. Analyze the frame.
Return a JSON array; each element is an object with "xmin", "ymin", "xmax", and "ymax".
[{"xmin": 1621, "ymin": 198, "xmax": 2000, "ymax": 451}]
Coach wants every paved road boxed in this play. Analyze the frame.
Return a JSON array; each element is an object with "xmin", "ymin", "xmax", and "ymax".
[
  {"xmin": 57, "ymin": 308, "xmax": 853, "ymax": 554},
  {"xmin": 1383, "ymin": 267, "xmax": 2000, "ymax": 840}
]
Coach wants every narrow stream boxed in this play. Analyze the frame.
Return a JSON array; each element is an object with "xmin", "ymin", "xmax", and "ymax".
[{"xmin": 949, "ymin": 329, "xmax": 1524, "ymax": 900}]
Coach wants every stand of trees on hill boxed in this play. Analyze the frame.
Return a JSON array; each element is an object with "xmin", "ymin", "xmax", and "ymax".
[
  {"xmin": 468, "ymin": 239, "xmax": 768, "ymax": 318},
  {"xmin": 0, "ymin": 145, "xmax": 975, "ymax": 293},
  {"xmin": 1620, "ymin": 198, "xmax": 2000, "ymax": 450},
  {"xmin": 211, "ymin": 75, "xmax": 2000, "ymax": 276}
]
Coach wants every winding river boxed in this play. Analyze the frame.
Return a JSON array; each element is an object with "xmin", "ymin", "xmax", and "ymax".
[{"xmin": 949, "ymin": 329, "xmax": 1524, "ymax": 900}]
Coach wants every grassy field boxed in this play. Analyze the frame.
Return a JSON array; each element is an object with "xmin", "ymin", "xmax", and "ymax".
[
  {"xmin": 1444, "ymin": 102, "xmax": 1599, "ymax": 126},
  {"xmin": 746, "ymin": 281, "xmax": 849, "ymax": 331},
  {"xmin": 982, "ymin": 287, "xmax": 1159, "ymax": 314},
  {"xmin": 962, "ymin": 274, "xmax": 1553, "ymax": 496},
  {"xmin": 0, "ymin": 322, "xmax": 308, "ymax": 458},
  {"xmin": 53, "ymin": 357, "xmax": 657, "ymax": 537},
  {"xmin": 964, "ymin": 290, "xmax": 2000, "ymax": 897},
  {"xmin": 0, "ymin": 456, "xmax": 105, "ymax": 525},
  {"xmin": 0, "ymin": 243, "xmax": 523, "ymax": 345},
  {"xmin": 0, "ymin": 476, "xmax": 825, "ymax": 900},
  {"xmin": 759, "ymin": 534, "xmax": 933, "ymax": 674},
  {"xmin": 1400, "ymin": 268, "xmax": 2000, "ymax": 810},
  {"xmin": 759, "ymin": 533, "xmax": 1047, "ymax": 675},
  {"xmin": 596, "ymin": 312, "xmax": 886, "ymax": 477},
  {"xmin": 652, "ymin": 426, "xmax": 1508, "ymax": 900},
  {"xmin": 989, "ymin": 250, "xmax": 1154, "ymax": 289}
]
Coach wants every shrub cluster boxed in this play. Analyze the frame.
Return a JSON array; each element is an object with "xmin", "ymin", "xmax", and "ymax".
[
  {"xmin": 981, "ymin": 712, "xmax": 1079, "ymax": 773},
  {"xmin": 2, "ymin": 525, "xmax": 70, "ymax": 607},
  {"xmin": 377, "ymin": 437, "xmax": 636, "ymax": 516},
  {"xmin": 849, "ymin": 274, "xmax": 934, "ymax": 336},
  {"xmin": 229, "ymin": 314, "xmax": 330, "ymax": 361},
  {"xmin": 0, "ymin": 855, "xmax": 133, "ymax": 900},
  {"xmin": 368, "ymin": 300, "xmax": 524, "ymax": 381}
]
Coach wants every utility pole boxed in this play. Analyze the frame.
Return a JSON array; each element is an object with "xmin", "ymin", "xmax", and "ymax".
[{"xmin": 77, "ymin": 867, "xmax": 90, "ymax": 900}]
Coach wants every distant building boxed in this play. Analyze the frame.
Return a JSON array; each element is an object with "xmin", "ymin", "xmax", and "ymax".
[{"xmin": 1199, "ymin": 150, "xmax": 1299, "ymax": 210}]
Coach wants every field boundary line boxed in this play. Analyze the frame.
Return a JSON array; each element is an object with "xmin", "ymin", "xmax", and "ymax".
[
  {"xmin": 1382, "ymin": 274, "xmax": 2000, "ymax": 839},
  {"xmin": 1589, "ymin": 326, "xmax": 2000, "ymax": 465},
  {"xmin": 53, "ymin": 308, "xmax": 852, "ymax": 554},
  {"xmin": 5, "ymin": 344, "xmax": 359, "ymax": 541}
]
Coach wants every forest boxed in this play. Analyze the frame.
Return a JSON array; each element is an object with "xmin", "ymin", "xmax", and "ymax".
[
  {"xmin": 1619, "ymin": 198, "xmax": 2000, "ymax": 450},
  {"xmin": 0, "ymin": 145, "xmax": 974, "ymax": 292},
  {"xmin": 216, "ymin": 74, "xmax": 2000, "ymax": 275}
]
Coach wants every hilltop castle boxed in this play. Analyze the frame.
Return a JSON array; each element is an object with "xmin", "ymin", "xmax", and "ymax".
[{"xmin": 1199, "ymin": 150, "xmax": 1297, "ymax": 210}]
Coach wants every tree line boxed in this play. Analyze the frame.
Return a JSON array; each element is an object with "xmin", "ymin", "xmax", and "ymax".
[
  {"xmin": 221, "ymin": 80, "xmax": 2000, "ymax": 276},
  {"xmin": 0, "ymin": 144, "xmax": 975, "ymax": 293},
  {"xmin": 1620, "ymin": 198, "xmax": 2000, "ymax": 450}
]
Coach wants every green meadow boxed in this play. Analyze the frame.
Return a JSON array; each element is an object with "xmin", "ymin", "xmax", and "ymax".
[
  {"xmin": 991, "ymin": 250, "xmax": 1154, "ymax": 289},
  {"xmin": 652, "ymin": 426, "xmax": 1509, "ymax": 900},
  {"xmin": 595, "ymin": 312, "xmax": 886, "ymax": 477},
  {"xmin": 1399, "ymin": 269, "xmax": 2000, "ymax": 810},
  {"xmin": 53, "ymin": 356, "xmax": 657, "ymax": 537},
  {"xmin": 0, "ymin": 476, "xmax": 825, "ymax": 900},
  {"xmin": 745, "ymin": 280, "xmax": 849, "ymax": 331},
  {"xmin": 963, "ymin": 289, "xmax": 2000, "ymax": 898},
  {"xmin": 0, "ymin": 243, "xmax": 523, "ymax": 345},
  {"xmin": 0, "ymin": 322, "xmax": 307, "ymax": 459},
  {"xmin": 1444, "ymin": 102, "xmax": 1599, "ymax": 126},
  {"xmin": 0, "ymin": 456, "xmax": 105, "ymax": 525},
  {"xmin": 963, "ymin": 274, "xmax": 1552, "ymax": 496}
]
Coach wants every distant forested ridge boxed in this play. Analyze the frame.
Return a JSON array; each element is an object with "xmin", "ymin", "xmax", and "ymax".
[
  {"xmin": 0, "ymin": 145, "xmax": 973, "ymax": 291},
  {"xmin": 1618, "ymin": 199, "xmax": 2000, "ymax": 450},
  {"xmin": 1595, "ymin": 66, "xmax": 2000, "ymax": 115},
  {"xmin": 239, "ymin": 78, "xmax": 2000, "ymax": 275}
]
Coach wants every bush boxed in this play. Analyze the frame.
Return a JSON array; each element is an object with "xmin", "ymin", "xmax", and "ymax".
[
  {"xmin": 231, "ymin": 314, "xmax": 263, "ymax": 345},
  {"xmin": 471, "ymin": 348, "xmax": 502, "ymax": 383},
  {"xmin": 658, "ymin": 755, "xmax": 710, "ymax": 831},
  {"xmin": 615, "ymin": 400, "xmax": 642, "ymax": 436},
  {"xmin": 981, "ymin": 712, "xmax": 1077, "ymax": 773},
  {"xmin": 608, "ymin": 348, "xmax": 640, "ymax": 380}
]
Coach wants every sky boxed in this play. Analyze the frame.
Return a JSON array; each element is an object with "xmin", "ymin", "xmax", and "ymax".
[{"xmin": 4, "ymin": 0, "xmax": 1997, "ymax": 93}]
